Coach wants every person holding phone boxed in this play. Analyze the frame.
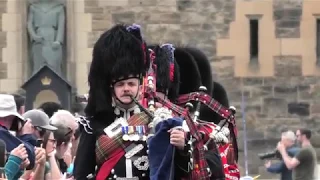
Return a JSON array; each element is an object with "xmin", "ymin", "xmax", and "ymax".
[
  {"xmin": 4, "ymin": 143, "xmax": 29, "ymax": 180},
  {"xmin": 0, "ymin": 94, "xmax": 36, "ymax": 171}
]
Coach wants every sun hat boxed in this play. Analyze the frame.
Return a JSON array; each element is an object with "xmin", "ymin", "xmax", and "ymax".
[{"xmin": 0, "ymin": 94, "xmax": 25, "ymax": 121}]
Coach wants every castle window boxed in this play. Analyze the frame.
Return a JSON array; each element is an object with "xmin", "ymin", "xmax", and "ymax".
[{"xmin": 250, "ymin": 19, "xmax": 259, "ymax": 62}]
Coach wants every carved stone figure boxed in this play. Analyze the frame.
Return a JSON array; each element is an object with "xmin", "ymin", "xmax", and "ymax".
[{"xmin": 27, "ymin": 0, "xmax": 65, "ymax": 76}]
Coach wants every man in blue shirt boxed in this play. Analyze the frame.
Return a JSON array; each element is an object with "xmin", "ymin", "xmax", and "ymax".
[
  {"xmin": 0, "ymin": 94, "xmax": 36, "ymax": 170},
  {"xmin": 265, "ymin": 130, "xmax": 299, "ymax": 180}
]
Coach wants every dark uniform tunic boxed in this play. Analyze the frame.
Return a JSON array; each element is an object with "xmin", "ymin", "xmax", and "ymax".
[{"xmin": 74, "ymin": 104, "xmax": 192, "ymax": 180}]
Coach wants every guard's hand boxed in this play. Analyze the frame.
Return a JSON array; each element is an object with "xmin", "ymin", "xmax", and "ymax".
[
  {"xmin": 10, "ymin": 144, "xmax": 28, "ymax": 160},
  {"xmin": 34, "ymin": 147, "xmax": 46, "ymax": 165},
  {"xmin": 52, "ymin": 41, "xmax": 61, "ymax": 50},
  {"xmin": 168, "ymin": 128, "xmax": 185, "ymax": 150}
]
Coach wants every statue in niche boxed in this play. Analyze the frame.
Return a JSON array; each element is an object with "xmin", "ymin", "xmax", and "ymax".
[{"xmin": 27, "ymin": 0, "xmax": 65, "ymax": 76}]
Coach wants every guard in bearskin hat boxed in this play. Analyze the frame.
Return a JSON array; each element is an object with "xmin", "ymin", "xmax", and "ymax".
[
  {"xmin": 182, "ymin": 47, "xmax": 240, "ymax": 179},
  {"xmin": 74, "ymin": 25, "xmax": 188, "ymax": 180},
  {"xmin": 182, "ymin": 47, "xmax": 230, "ymax": 124}
]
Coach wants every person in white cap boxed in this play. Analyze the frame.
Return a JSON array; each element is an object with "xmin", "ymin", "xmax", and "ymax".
[{"xmin": 0, "ymin": 94, "xmax": 35, "ymax": 170}]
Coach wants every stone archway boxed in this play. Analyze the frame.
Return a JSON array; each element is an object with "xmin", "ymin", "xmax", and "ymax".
[{"xmin": 33, "ymin": 89, "xmax": 60, "ymax": 109}]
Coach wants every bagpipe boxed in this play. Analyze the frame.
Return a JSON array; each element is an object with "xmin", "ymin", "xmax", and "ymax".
[{"xmin": 132, "ymin": 48, "xmax": 240, "ymax": 180}]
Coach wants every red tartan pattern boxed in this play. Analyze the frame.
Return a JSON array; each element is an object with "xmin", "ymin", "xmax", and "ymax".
[
  {"xmin": 175, "ymin": 92, "xmax": 239, "ymax": 162},
  {"xmin": 198, "ymin": 123, "xmax": 240, "ymax": 180},
  {"xmin": 155, "ymin": 96, "xmax": 210, "ymax": 180},
  {"xmin": 95, "ymin": 112, "xmax": 150, "ymax": 165},
  {"xmin": 176, "ymin": 92, "xmax": 237, "ymax": 135},
  {"xmin": 156, "ymin": 92, "xmax": 240, "ymax": 179}
]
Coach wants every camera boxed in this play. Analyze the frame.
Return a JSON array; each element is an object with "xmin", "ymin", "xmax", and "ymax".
[{"xmin": 258, "ymin": 149, "xmax": 282, "ymax": 160}]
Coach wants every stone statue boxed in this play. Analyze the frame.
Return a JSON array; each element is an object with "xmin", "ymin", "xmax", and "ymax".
[{"xmin": 27, "ymin": 0, "xmax": 65, "ymax": 76}]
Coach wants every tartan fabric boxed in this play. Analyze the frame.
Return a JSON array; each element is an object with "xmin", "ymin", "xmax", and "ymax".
[
  {"xmin": 95, "ymin": 112, "xmax": 151, "ymax": 165},
  {"xmin": 219, "ymin": 144, "xmax": 240, "ymax": 180},
  {"xmin": 156, "ymin": 92, "xmax": 241, "ymax": 179},
  {"xmin": 176, "ymin": 92, "xmax": 236, "ymax": 134},
  {"xmin": 200, "ymin": 123, "xmax": 240, "ymax": 180},
  {"xmin": 176, "ymin": 92, "xmax": 239, "ymax": 162},
  {"xmin": 155, "ymin": 95, "xmax": 210, "ymax": 180}
]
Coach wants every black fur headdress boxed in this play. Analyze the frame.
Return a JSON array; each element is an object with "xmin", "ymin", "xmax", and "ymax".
[
  {"xmin": 183, "ymin": 47, "xmax": 213, "ymax": 94},
  {"xmin": 182, "ymin": 47, "xmax": 230, "ymax": 124},
  {"xmin": 85, "ymin": 24, "xmax": 149, "ymax": 118},
  {"xmin": 174, "ymin": 47, "xmax": 202, "ymax": 95},
  {"xmin": 151, "ymin": 44, "xmax": 180, "ymax": 101}
]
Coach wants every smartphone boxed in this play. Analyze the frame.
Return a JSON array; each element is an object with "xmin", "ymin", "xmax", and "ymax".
[{"xmin": 36, "ymin": 140, "xmax": 43, "ymax": 148}]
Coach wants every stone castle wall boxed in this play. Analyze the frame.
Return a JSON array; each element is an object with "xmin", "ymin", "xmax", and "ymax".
[{"xmin": 0, "ymin": 0, "xmax": 319, "ymax": 178}]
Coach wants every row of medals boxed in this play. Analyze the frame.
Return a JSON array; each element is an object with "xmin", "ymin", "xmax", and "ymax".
[{"xmin": 121, "ymin": 125, "xmax": 148, "ymax": 141}]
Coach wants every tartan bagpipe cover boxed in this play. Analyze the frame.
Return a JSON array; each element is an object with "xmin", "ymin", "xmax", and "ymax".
[
  {"xmin": 157, "ymin": 92, "xmax": 240, "ymax": 180},
  {"xmin": 156, "ymin": 97, "xmax": 211, "ymax": 180},
  {"xmin": 148, "ymin": 117, "xmax": 184, "ymax": 180}
]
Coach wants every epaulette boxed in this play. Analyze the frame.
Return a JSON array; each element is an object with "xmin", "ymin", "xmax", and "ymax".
[{"xmin": 75, "ymin": 116, "xmax": 93, "ymax": 134}]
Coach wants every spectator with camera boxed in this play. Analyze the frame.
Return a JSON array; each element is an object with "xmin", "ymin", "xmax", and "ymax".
[
  {"xmin": 19, "ymin": 109, "xmax": 57, "ymax": 179},
  {"xmin": 277, "ymin": 128, "xmax": 317, "ymax": 180},
  {"xmin": 0, "ymin": 94, "xmax": 36, "ymax": 171},
  {"xmin": 264, "ymin": 130, "xmax": 299, "ymax": 180},
  {"xmin": 22, "ymin": 109, "xmax": 57, "ymax": 145}
]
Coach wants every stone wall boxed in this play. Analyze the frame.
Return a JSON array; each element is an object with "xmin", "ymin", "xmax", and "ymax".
[{"xmin": 0, "ymin": 1, "xmax": 7, "ymax": 81}]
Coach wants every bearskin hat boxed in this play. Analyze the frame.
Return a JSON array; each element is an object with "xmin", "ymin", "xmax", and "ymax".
[
  {"xmin": 174, "ymin": 47, "xmax": 202, "ymax": 95},
  {"xmin": 199, "ymin": 81, "xmax": 230, "ymax": 124},
  {"xmin": 149, "ymin": 44, "xmax": 180, "ymax": 101},
  {"xmin": 85, "ymin": 24, "xmax": 149, "ymax": 118},
  {"xmin": 183, "ymin": 47, "xmax": 213, "ymax": 94},
  {"xmin": 182, "ymin": 47, "xmax": 230, "ymax": 124}
]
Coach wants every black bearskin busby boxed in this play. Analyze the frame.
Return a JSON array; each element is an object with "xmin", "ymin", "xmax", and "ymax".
[
  {"xmin": 85, "ymin": 24, "xmax": 149, "ymax": 121},
  {"xmin": 182, "ymin": 47, "xmax": 230, "ymax": 124},
  {"xmin": 150, "ymin": 44, "xmax": 180, "ymax": 101},
  {"xmin": 174, "ymin": 48, "xmax": 202, "ymax": 95},
  {"xmin": 183, "ymin": 47, "xmax": 213, "ymax": 94}
]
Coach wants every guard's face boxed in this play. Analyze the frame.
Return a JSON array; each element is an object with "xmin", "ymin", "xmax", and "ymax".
[{"xmin": 113, "ymin": 78, "xmax": 141, "ymax": 104}]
